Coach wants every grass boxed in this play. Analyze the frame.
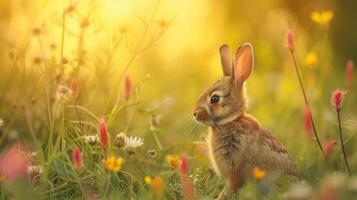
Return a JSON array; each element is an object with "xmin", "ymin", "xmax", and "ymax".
[{"xmin": 0, "ymin": 1, "xmax": 356, "ymax": 200}]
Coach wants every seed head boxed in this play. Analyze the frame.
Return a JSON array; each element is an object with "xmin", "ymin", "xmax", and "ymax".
[
  {"xmin": 286, "ymin": 29, "xmax": 295, "ymax": 52},
  {"xmin": 99, "ymin": 118, "xmax": 108, "ymax": 151},
  {"xmin": 331, "ymin": 89, "xmax": 346, "ymax": 112}
]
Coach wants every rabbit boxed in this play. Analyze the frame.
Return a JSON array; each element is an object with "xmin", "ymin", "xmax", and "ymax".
[{"xmin": 193, "ymin": 43, "xmax": 297, "ymax": 197}]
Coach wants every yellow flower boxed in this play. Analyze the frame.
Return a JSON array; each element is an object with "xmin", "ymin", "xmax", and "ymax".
[
  {"xmin": 0, "ymin": 175, "xmax": 4, "ymax": 182},
  {"xmin": 145, "ymin": 176, "xmax": 152, "ymax": 184},
  {"xmin": 310, "ymin": 11, "xmax": 334, "ymax": 27},
  {"xmin": 304, "ymin": 52, "xmax": 318, "ymax": 69},
  {"xmin": 166, "ymin": 155, "xmax": 182, "ymax": 169},
  {"xmin": 145, "ymin": 176, "xmax": 164, "ymax": 195},
  {"xmin": 253, "ymin": 167, "xmax": 267, "ymax": 181},
  {"xmin": 104, "ymin": 156, "xmax": 123, "ymax": 173}
]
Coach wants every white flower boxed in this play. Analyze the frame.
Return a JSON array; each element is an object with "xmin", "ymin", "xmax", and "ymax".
[
  {"xmin": 114, "ymin": 132, "xmax": 127, "ymax": 147},
  {"xmin": 84, "ymin": 135, "xmax": 99, "ymax": 145},
  {"xmin": 56, "ymin": 84, "xmax": 73, "ymax": 102},
  {"xmin": 27, "ymin": 165, "xmax": 43, "ymax": 176},
  {"xmin": 124, "ymin": 136, "xmax": 144, "ymax": 149}
]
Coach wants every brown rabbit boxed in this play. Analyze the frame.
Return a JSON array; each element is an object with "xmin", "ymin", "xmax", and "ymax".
[{"xmin": 193, "ymin": 43, "xmax": 297, "ymax": 196}]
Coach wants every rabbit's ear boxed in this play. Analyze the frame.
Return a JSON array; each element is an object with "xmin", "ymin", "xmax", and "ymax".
[
  {"xmin": 219, "ymin": 44, "xmax": 232, "ymax": 76},
  {"xmin": 232, "ymin": 43, "xmax": 254, "ymax": 85}
]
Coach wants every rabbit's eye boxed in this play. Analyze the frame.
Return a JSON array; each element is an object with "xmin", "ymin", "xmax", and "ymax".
[{"xmin": 210, "ymin": 95, "xmax": 220, "ymax": 104}]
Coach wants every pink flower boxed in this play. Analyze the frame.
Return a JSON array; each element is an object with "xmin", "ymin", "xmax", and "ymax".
[
  {"xmin": 286, "ymin": 29, "xmax": 295, "ymax": 52},
  {"xmin": 180, "ymin": 154, "xmax": 195, "ymax": 199},
  {"xmin": 323, "ymin": 139, "xmax": 337, "ymax": 160},
  {"xmin": 345, "ymin": 60, "xmax": 353, "ymax": 89},
  {"xmin": 303, "ymin": 106, "xmax": 313, "ymax": 137},
  {"xmin": 331, "ymin": 89, "xmax": 346, "ymax": 112},
  {"xmin": 71, "ymin": 78, "xmax": 78, "ymax": 98},
  {"xmin": 124, "ymin": 74, "xmax": 132, "ymax": 101},
  {"xmin": 99, "ymin": 118, "xmax": 109, "ymax": 151},
  {"xmin": 0, "ymin": 144, "xmax": 30, "ymax": 182},
  {"xmin": 72, "ymin": 147, "xmax": 82, "ymax": 170}
]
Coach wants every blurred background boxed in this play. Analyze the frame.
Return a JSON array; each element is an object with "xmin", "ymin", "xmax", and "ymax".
[{"xmin": 0, "ymin": 0, "xmax": 356, "ymax": 197}]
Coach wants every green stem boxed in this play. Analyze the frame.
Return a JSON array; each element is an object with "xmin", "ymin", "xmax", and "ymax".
[
  {"xmin": 289, "ymin": 50, "xmax": 325, "ymax": 159},
  {"xmin": 337, "ymin": 111, "xmax": 351, "ymax": 175}
]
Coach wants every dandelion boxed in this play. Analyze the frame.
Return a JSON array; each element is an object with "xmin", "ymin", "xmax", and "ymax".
[
  {"xmin": 124, "ymin": 74, "xmax": 132, "ymax": 101},
  {"xmin": 84, "ymin": 135, "xmax": 100, "ymax": 145},
  {"xmin": 104, "ymin": 156, "xmax": 123, "ymax": 173},
  {"xmin": 99, "ymin": 118, "xmax": 109, "ymax": 151},
  {"xmin": 304, "ymin": 52, "xmax": 318, "ymax": 69},
  {"xmin": 70, "ymin": 79, "xmax": 78, "ymax": 98},
  {"xmin": 286, "ymin": 29, "xmax": 324, "ymax": 158},
  {"xmin": 331, "ymin": 89, "xmax": 351, "ymax": 174},
  {"xmin": 145, "ymin": 176, "xmax": 164, "ymax": 195},
  {"xmin": 345, "ymin": 60, "xmax": 353, "ymax": 89},
  {"xmin": 166, "ymin": 155, "xmax": 182, "ymax": 169},
  {"xmin": 114, "ymin": 132, "xmax": 127, "ymax": 147},
  {"xmin": 27, "ymin": 165, "xmax": 43, "ymax": 177},
  {"xmin": 311, "ymin": 11, "xmax": 334, "ymax": 27},
  {"xmin": 56, "ymin": 84, "xmax": 73, "ymax": 102},
  {"xmin": 253, "ymin": 167, "xmax": 267, "ymax": 181},
  {"xmin": 285, "ymin": 29, "xmax": 295, "ymax": 52},
  {"xmin": 72, "ymin": 147, "xmax": 82, "ymax": 170},
  {"xmin": 323, "ymin": 139, "xmax": 337, "ymax": 160}
]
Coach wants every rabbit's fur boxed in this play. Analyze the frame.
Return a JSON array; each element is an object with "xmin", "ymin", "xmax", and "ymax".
[{"xmin": 193, "ymin": 43, "xmax": 297, "ymax": 194}]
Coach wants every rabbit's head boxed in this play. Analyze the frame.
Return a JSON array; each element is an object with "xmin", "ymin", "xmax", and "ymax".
[{"xmin": 193, "ymin": 43, "xmax": 254, "ymax": 126}]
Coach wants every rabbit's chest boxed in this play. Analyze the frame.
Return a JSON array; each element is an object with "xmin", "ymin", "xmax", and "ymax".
[{"xmin": 209, "ymin": 127, "xmax": 255, "ymax": 174}]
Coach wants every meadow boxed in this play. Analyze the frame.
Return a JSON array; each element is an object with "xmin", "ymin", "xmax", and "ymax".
[{"xmin": 0, "ymin": 0, "xmax": 356, "ymax": 199}]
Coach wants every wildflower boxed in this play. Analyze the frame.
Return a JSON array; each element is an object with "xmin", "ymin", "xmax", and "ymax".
[
  {"xmin": 84, "ymin": 135, "xmax": 99, "ymax": 145},
  {"xmin": 56, "ymin": 84, "xmax": 73, "ymax": 102},
  {"xmin": 66, "ymin": 2, "xmax": 77, "ymax": 13},
  {"xmin": 32, "ymin": 27, "xmax": 41, "ymax": 36},
  {"xmin": 104, "ymin": 156, "xmax": 123, "ymax": 173},
  {"xmin": 157, "ymin": 20, "xmax": 169, "ymax": 29},
  {"xmin": 114, "ymin": 132, "xmax": 127, "ymax": 147},
  {"xmin": 331, "ymin": 89, "xmax": 346, "ymax": 112},
  {"xmin": 253, "ymin": 166, "xmax": 267, "ymax": 181},
  {"xmin": 303, "ymin": 106, "xmax": 313, "ymax": 137},
  {"xmin": 124, "ymin": 136, "xmax": 144, "ymax": 150},
  {"xmin": 304, "ymin": 52, "xmax": 318, "ymax": 69},
  {"xmin": 145, "ymin": 176, "xmax": 164, "ymax": 195},
  {"xmin": 0, "ymin": 175, "xmax": 4, "ymax": 182},
  {"xmin": 345, "ymin": 60, "xmax": 353, "ymax": 89},
  {"xmin": 166, "ymin": 155, "xmax": 182, "ymax": 169},
  {"xmin": 285, "ymin": 29, "xmax": 295, "ymax": 52},
  {"xmin": 72, "ymin": 147, "xmax": 82, "ymax": 170},
  {"xmin": 0, "ymin": 144, "xmax": 29, "ymax": 181},
  {"xmin": 147, "ymin": 149, "xmax": 157, "ymax": 158},
  {"xmin": 180, "ymin": 154, "xmax": 195, "ymax": 199},
  {"xmin": 80, "ymin": 17, "xmax": 90, "ymax": 28},
  {"xmin": 311, "ymin": 11, "xmax": 334, "ymax": 27},
  {"xmin": 119, "ymin": 26, "xmax": 128, "ymax": 34},
  {"xmin": 99, "ymin": 118, "xmax": 109, "ymax": 151},
  {"xmin": 27, "ymin": 165, "xmax": 43, "ymax": 177},
  {"xmin": 70, "ymin": 79, "xmax": 78, "ymax": 98},
  {"xmin": 124, "ymin": 74, "xmax": 132, "ymax": 101},
  {"xmin": 331, "ymin": 89, "xmax": 351, "ymax": 174},
  {"xmin": 323, "ymin": 139, "xmax": 337, "ymax": 159}
]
